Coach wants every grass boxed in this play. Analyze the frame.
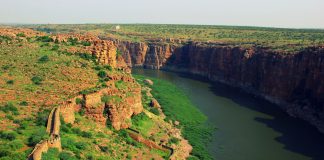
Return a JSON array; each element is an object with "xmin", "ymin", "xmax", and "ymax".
[
  {"xmin": 0, "ymin": 40, "xmax": 98, "ymax": 106},
  {"xmin": 26, "ymin": 24, "xmax": 324, "ymax": 52},
  {"xmin": 131, "ymin": 112, "xmax": 155, "ymax": 137},
  {"xmin": 0, "ymin": 30, "xmax": 178, "ymax": 160},
  {"xmin": 134, "ymin": 74, "xmax": 214, "ymax": 160}
]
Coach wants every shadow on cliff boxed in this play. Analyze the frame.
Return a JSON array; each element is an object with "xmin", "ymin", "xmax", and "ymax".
[{"xmin": 198, "ymin": 76, "xmax": 324, "ymax": 160}]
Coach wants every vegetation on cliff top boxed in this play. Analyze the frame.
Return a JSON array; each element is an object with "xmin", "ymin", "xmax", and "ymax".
[
  {"xmin": 26, "ymin": 24, "xmax": 324, "ymax": 52},
  {"xmin": 0, "ymin": 30, "xmax": 185, "ymax": 159}
]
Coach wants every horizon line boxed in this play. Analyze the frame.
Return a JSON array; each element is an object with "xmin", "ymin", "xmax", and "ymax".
[{"xmin": 1, "ymin": 22, "xmax": 324, "ymax": 30}]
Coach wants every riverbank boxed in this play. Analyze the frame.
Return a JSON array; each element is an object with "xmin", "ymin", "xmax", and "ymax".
[{"xmin": 133, "ymin": 74, "xmax": 215, "ymax": 160}]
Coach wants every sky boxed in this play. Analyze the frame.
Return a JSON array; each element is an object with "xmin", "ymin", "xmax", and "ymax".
[{"xmin": 0, "ymin": 0, "xmax": 323, "ymax": 28}]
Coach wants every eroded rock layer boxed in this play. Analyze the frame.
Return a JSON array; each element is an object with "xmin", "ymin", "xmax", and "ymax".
[{"xmin": 113, "ymin": 39, "xmax": 324, "ymax": 133}]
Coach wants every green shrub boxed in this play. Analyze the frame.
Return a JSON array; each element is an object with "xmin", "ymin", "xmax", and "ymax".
[
  {"xmin": 19, "ymin": 101, "xmax": 28, "ymax": 106},
  {"xmin": 51, "ymin": 45, "xmax": 60, "ymax": 51},
  {"xmin": 97, "ymin": 70, "xmax": 107, "ymax": 78},
  {"xmin": 35, "ymin": 109, "xmax": 51, "ymax": 126},
  {"xmin": 169, "ymin": 137, "xmax": 180, "ymax": 145},
  {"xmin": 67, "ymin": 37, "xmax": 78, "ymax": 46},
  {"xmin": 93, "ymin": 65, "xmax": 102, "ymax": 71},
  {"xmin": 75, "ymin": 98, "xmax": 85, "ymax": 105},
  {"xmin": 0, "ymin": 102, "xmax": 19, "ymax": 115},
  {"xmin": 16, "ymin": 33, "xmax": 26, "ymax": 37},
  {"xmin": 99, "ymin": 145, "xmax": 109, "ymax": 152},
  {"xmin": 28, "ymin": 128, "xmax": 48, "ymax": 146},
  {"xmin": 31, "ymin": 76, "xmax": 43, "ymax": 85},
  {"xmin": 80, "ymin": 131, "xmax": 92, "ymax": 138},
  {"xmin": 61, "ymin": 124, "xmax": 71, "ymax": 133},
  {"xmin": 9, "ymin": 140, "xmax": 24, "ymax": 150},
  {"xmin": 116, "ymin": 49, "xmax": 122, "ymax": 57},
  {"xmin": 17, "ymin": 120, "xmax": 29, "ymax": 130},
  {"xmin": 6, "ymin": 80, "xmax": 14, "ymax": 85},
  {"xmin": 81, "ymin": 41, "xmax": 91, "ymax": 46},
  {"xmin": 1, "ymin": 65, "xmax": 10, "ymax": 70},
  {"xmin": 115, "ymin": 80, "xmax": 126, "ymax": 90},
  {"xmin": 0, "ymin": 35, "xmax": 12, "ymax": 43},
  {"xmin": 38, "ymin": 55, "xmax": 49, "ymax": 63},
  {"xmin": 101, "ymin": 94, "xmax": 110, "ymax": 103},
  {"xmin": 59, "ymin": 151, "xmax": 76, "ymax": 160},
  {"xmin": 75, "ymin": 141, "xmax": 87, "ymax": 150},
  {"xmin": 36, "ymin": 36, "xmax": 53, "ymax": 42},
  {"xmin": 103, "ymin": 65, "xmax": 113, "ymax": 71},
  {"xmin": 150, "ymin": 107, "xmax": 160, "ymax": 116},
  {"xmin": 77, "ymin": 52, "xmax": 95, "ymax": 61},
  {"xmin": 5, "ymin": 115, "xmax": 14, "ymax": 121},
  {"xmin": 71, "ymin": 128, "xmax": 82, "ymax": 135},
  {"xmin": 42, "ymin": 148, "xmax": 59, "ymax": 160},
  {"xmin": 0, "ymin": 131, "xmax": 16, "ymax": 141},
  {"xmin": 118, "ymin": 129, "xmax": 138, "ymax": 146}
]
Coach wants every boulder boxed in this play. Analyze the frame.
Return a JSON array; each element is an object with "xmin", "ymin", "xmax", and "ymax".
[{"xmin": 144, "ymin": 79, "xmax": 153, "ymax": 86}]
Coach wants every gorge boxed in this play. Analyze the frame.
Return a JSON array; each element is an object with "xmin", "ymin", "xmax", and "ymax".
[{"xmin": 112, "ymin": 39, "xmax": 324, "ymax": 134}]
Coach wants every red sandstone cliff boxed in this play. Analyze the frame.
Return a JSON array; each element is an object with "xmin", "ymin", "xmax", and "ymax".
[{"xmin": 111, "ymin": 39, "xmax": 324, "ymax": 133}]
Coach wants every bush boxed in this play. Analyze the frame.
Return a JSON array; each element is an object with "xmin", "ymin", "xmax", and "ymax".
[
  {"xmin": 75, "ymin": 141, "xmax": 87, "ymax": 150},
  {"xmin": 51, "ymin": 45, "xmax": 59, "ymax": 51},
  {"xmin": 118, "ymin": 129, "xmax": 138, "ymax": 146},
  {"xmin": 9, "ymin": 140, "xmax": 24, "ymax": 150},
  {"xmin": 67, "ymin": 37, "xmax": 78, "ymax": 45},
  {"xmin": 16, "ymin": 33, "xmax": 26, "ymax": 37},
  {"xmin": 59, "ymin": 151, "xmax": 76, "ymax": 160},
  {"xmin": 97, "ymin": 70, "xmax": 107, "ymax": 78},
  {"xmin": 103, "ymin": 65, "xmax": 112, "ymax": 71},
  {"xmin": 99, "ymin": 145, "xmax": 109, "ymax": 152},
  {"xmin": 0, "ymin": 131, "xmax": 16, "ymax": 141},
  {"xmin": 116, "ymin": 49, "xmax": 122, "ymax": 57},
  {"xmin": 71, "ymin": 128, "xmax": 82, "ymax": 135},
  {"xmin": 75, "ymin": 98, "xmax": 85, "ymax": 105},
  {"xmin": 31, "ymin": 76, "xmax": 43, "ymax": 85},
  {"xmin": 93, "ymin": 65, "xmax": 102, "ymax": 71},
  {"xmin": 0, "ymin": 102, "xmax": 19, "ymax": 115},
  {"xmin": 28, "ymin": 128, "xmax": 48, "ymax": 146},
  {"xmin": 36, "ymin": 36, "xmax": 53, "ymax": 42},
  {"xmin": 80, "ymin": 131, "xmax": 92, "ymax": 138},
  {"xmin": 19, "ymin": 101, "xmax": 28, "ymax": 106},
  {"xmin": 81, "ymin": 41, "xmax": 91, "ymax": 46},
  {"xmin": 169, "ymin": 137, "xmax": 180, "ymax": 145},
  {"xmin": 77, "ymin": 52, "xmax": 95, "ymax": 61},
  {"xmin": 42, "ymin": 148, "xmax": 59, "ymax": 160},
  {"xmin": 1, "ymin": 65, "xmax": 10, "ymax": 70},
  {"xmin": 101, "ymin": 94, "xmax": 110, "ymax": 103},
  {"xmin": 0, "ymin": 35, "xmax": 12, "ymax": 43},
  {"xmin": 6, "ymin": 80, "xmax": 14, "ymax": 85},
  {"xmin": 5, "ymin": 115, "xmax": 14, "ymax": 120},
  {"xmin": 61, "ymin": 125, "xmax": 71, "ymax": 133},
  {"xmin": 150, "ymin": 107, "xmax": 160, "ymax": 116},
  {"xmin": 35, "ymin": 109, "xmax": 51, "ymax": 126},
  {"xmin": 38, "ymin": 55, "xmax": 49, "ymax": 63}
]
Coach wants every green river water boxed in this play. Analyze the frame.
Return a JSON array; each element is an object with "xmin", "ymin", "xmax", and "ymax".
[{"xmin": 133, "ymin": 68, "xmax": 324, "ymax": 160}]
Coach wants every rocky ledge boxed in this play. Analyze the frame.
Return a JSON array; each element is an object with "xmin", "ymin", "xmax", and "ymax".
[{"xmin": 111, "ymin": 39, "xmax": 324, "ymax": 133}]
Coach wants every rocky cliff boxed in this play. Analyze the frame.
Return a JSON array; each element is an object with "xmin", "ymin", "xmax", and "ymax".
[{"xmin": 112, "ymin": 39, "xmax": 324, "ymax": 133}]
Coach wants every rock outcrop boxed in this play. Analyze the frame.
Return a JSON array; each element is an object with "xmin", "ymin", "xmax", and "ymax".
[
  {"xmin": 52, "ymin": 33, "xmax": 120, "ymax": 68},
  {"xmin": 113, "ymin": 39, "xmax": 324, "ymax": 133},
  {"xmin": 79, "ymin": 74, "xmax": 143, "ymax": 130}
]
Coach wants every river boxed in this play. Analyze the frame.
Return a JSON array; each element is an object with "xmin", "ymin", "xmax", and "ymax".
[{"xmin": 132, "ymin": 68, "xmax": 324, "ymax": 160}]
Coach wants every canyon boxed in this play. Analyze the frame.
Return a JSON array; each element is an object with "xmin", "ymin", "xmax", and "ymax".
[{"xmin": 111, "ymin": 39, "xmax": 324, "ymax": 133}]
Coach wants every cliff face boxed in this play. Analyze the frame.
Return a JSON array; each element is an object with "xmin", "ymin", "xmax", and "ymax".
[{"xmin": 113, "ymin": 40, "xmax": 324, "ymax": 133}]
